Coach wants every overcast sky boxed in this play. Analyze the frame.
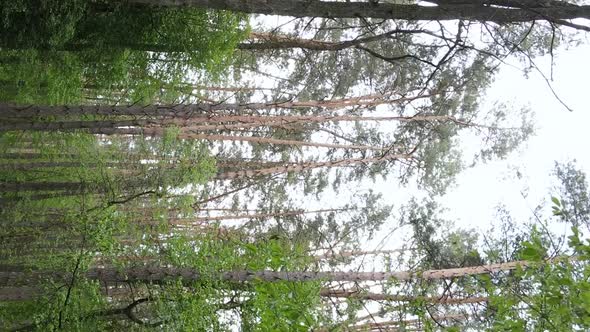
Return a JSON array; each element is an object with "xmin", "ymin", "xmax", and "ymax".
[
  {"xmin": 441, "ymin": 42, "xmax": 590, "ymax": 231},
  {"xmin": 351, "ymin": 41, "xmax": 590, "ymax": 258}
]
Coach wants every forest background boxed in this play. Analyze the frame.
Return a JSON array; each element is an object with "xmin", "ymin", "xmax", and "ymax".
[{"xmin": 1, "ymin": 0, "xmax": 590, "ymax": 331}]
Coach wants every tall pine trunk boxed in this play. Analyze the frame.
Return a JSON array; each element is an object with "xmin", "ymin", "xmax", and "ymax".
[
  {"xmin": 124, "ymin": 0, "xmax": 590, "ymax": 22},
  {"xmin": 0, "ymin": 260, "xmax": 537, "ymax": 287},
  {"xmin": 215, "ymin": 153, "xmax": 414, "ymax": 180}
]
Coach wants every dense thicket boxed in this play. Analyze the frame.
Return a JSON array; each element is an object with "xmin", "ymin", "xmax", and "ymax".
[{"xmin": 0, "ymin": 1, "xmax": 247, "ymax": 104}]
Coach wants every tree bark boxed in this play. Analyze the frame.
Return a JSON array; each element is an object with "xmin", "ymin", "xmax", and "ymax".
[
  {"xmin": 239, "ymin": 30, "xmax": 421, "ymax": 51},
  {"xmin": 0, "ymin": 260, "xmax": 538, "ymax": 287},
  {"xmin": 161, "ymin": 132, "xmax": 386, "ymax": 151},
  {"xmin": 125, "ymin": 0, "xmax": 590, "ymax": 23},
  {"xmin": 186, "ymin": 208, "xmax": 351, "ymax": 223},
  {"xmin": 344, "ymin": 314, "xmax": 468, "ymax": 331},
  {"xmin": 0, "ymin": 181, "xmax": 90, "ymax": 192},
  {"xmin": 0, "ymin": 94, "xmax": 427, "ymax": 119},
  {"xmin": 0, "ymin": 162, "xmax": 122, "ymax": 170},
  {"xmin": 319, "ymin": 289, "xmax": 487, "ymax": 304},
  {"xmin": 215, "ymin": 152, "xmax": 414, "ymax": 180}
]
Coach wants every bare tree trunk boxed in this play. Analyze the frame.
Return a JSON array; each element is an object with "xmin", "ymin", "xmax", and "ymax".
[
  {"xmin": 0, "ymin": 162, "xmax": 121, "ymax": 170},
  {"xmin": 191, "ymin": 208, "xmax": 354, "ymax": 222},
  {"xmin": 240, "ymin": 30, "xmax": 422, "ymax": 51},
  {"xmin": 168, "ymin": 133, "xmax": 385, "ymax": 151},
  {"xmin": 124, "ymin": 0, "xmax": 590, "ymax": 23},
  {"xmin": 215, "ymin": 152, "xmax": 414, "ymax": 180},
  {"xmin": 0, "ymin": 181, "xmax": 89, "ymax": 192},
  {"xmin": 1, "ymin": 113, "xmax": 468, "ymax": 134},
  {"xmin": 0, "ymin": 119, "xmax": 149, "ymax": 132},
  {"xmin": 0, "ymin": 94, "xmax": 427, "ymax": 119},
  {"xmin": 0, "ymin": 287, "xmax": 40, "ymax": 301},
  {"xmin": 177, "ymin": 84, "xmax": 273, "ymax": 92},
  {"xmin": 0, "ymin": 260, "xmax": 538, "ymax": 287},
  {"xmin": 345, "ymin": 313, "xmax": 468, "ymax": 331},
  {"xmin": 319, "ymin": 289, "xmax": 487, "ymax": 305}
]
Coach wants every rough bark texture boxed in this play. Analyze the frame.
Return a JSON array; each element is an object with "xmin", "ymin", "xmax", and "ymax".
[
  {"xmin": 0, "ymin": 260, "xmax": 536, "ymax": 286},
  {"xmin": 126, "ymin": 0, "xmax": 590, "ymax": 23}
]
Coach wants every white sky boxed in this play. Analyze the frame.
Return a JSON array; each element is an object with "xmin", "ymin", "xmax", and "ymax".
[
  {"xmin": 442, "ymin": 43, "xmax": 590, "ymax": 231},
  {"xmin": 350, "ymin": 41, "xmax": 590, "ymax": 256}
]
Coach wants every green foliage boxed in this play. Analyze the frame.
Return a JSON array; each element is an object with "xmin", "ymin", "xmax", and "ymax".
[
  {"xmin": 0, "ymin": 1, "xmax": 247, "ymax": 56},
  {"xmin": 0, "ymin": 1, "xmax": 248, "ymax": 104},
  {"xmin": 127, "ymin": 232, "xmax": 321, "ymax": 330},
  {"xmin": 0, "ymin": 280, "xmax": 107, "ymax": 331},
  {"xmin": 0, "ymin": 0, "xmax": 87, "ymax": 49},
  {"xmin": 247, "ymin": 281, "xmax": 321, "ymax": 331},
  {"xmin": 0, "ymin": 128, "xmax": 223, "ymax": 330},
  {"xmin": 485, "ymin": 228, "xmax": 590, "ymax": 332},
  {"xmin": 517, "ymin": 228, "xmax": 547, "ymax": 262},
  {"xmin": 0, "ymin": 50, "xmax": 84, "ymax": 104},
  {"xmin": 553, "ymin": 161, "xmax": 590, "ymax": 229}
]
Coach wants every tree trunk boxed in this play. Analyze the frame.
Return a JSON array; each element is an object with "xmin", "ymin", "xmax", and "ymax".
[
  {"xmin": 0, "ymin": 260, "xmax": 536, "ymax": 287},
  {"xmin": 162, "ymin": 133, "xmax": 385, "ymax": 151},
  {"xmin": 239, "ymin": 30, "xmax": 414, "ymax": 51},
  {"xmin": 215, "ymin": 152, "xmax": 414, "ymax": 180},
  {"xmin": 0, "ymin": 287, "xmax": 40, "ymax": 301},
  {"xmin": 125, "ymin": 0, "xmax": 590, "ymax": 23},
  {"xmin": 319, "ymin": 289, "xmax": 487, "ymax": 305},
  {"xmin": 185, "ymin": 208, "xmax": 352, "ymax": 223},
  {"xmin": 0, "ymin": 112, "xmax": 463, "ymax": 133},
  {"xmin": 0, "ymin": 94, "xmax": 427, "ymax": 119},
  {"xmin": 0, "ymin": 119, "xmax": 149, "ymax": 132},
  {"xmin": 0, "ymin": 162, "xmax": 121, "ymax": 170},
  {"xmin": 0, "ymin": 152, "xmax": 83, "ymax": 159},
  {"xmin": 345, "ymin": 314, "xmax": 468, "ymax": 331},
  {"xmin": 0, "ymin": 181, "xmax": 90, "ymax": 192}
]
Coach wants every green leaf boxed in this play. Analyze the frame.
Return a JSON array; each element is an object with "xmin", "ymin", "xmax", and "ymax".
[{"xmin": 520, "ymin": 247, "xmax": 541, "ymax": 261}]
